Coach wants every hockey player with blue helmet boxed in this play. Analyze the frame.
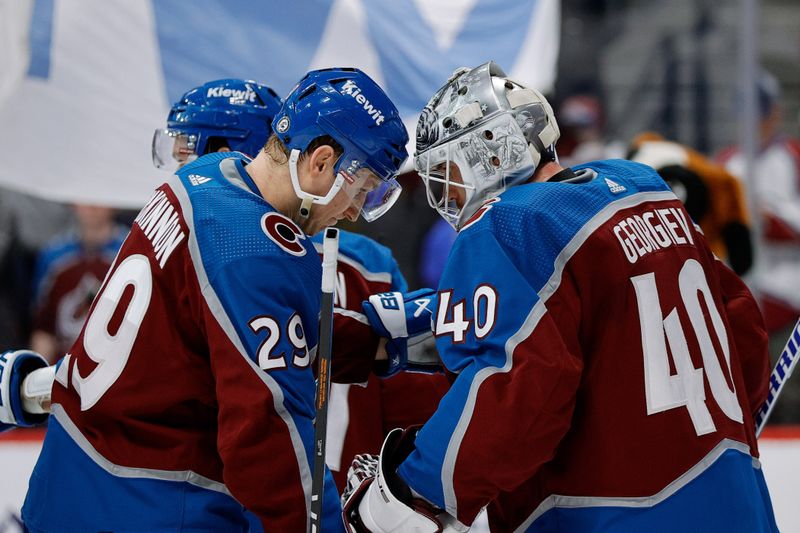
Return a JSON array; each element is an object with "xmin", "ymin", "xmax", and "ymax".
[
  {"xmin": 343, "ymin": 62, "xmax": 778, "ymax": 533},
  {"xmin": 19, "ymin": 68, "xmax": 408, "ymax": 533},
  {"xmin": 152, "ymin": 78, "xmax": 282, "ymax": 170},
  {"xmin": 270, "ymin": 68, "xmax": 408, "ymax": 225}
]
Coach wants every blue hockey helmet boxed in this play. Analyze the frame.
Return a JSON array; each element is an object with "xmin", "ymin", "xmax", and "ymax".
[
  {"xmin": 152, "ymin": 79, "xmax": 282, "ymax": 171},
  {"xmin": 271, "ymin": 68, "xmax": 409, "ymax": 222}
]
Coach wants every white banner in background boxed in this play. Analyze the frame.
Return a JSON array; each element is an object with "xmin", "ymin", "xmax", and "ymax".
[
  {"xmin": 0, "ymin": 0, "xmax": 33, "ymax": 107},
  {"xmin": 0, "ymin": 0, "xmax": 559, "ymax": 208}
]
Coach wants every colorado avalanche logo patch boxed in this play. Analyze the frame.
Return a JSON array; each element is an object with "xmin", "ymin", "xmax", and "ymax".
[{"xmin": 261, "ymin": 212, "xmax": 307, "ymax": 257}]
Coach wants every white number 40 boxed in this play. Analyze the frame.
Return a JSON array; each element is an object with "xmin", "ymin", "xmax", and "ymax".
[
  {"xmin": 435, "ymin": 285, "xmax": 498, "ymax": 343},
  {"xmin": 631, "ymin": 258, "xmax": 742, "ymax": 436}
]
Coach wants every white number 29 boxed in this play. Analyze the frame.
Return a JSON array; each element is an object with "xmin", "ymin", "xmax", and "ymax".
[
  {"xmin": 248, "ymin": 313, "xmax": 309, "ymax": 371},
  {"xmin": 631, "ymin": 259, "xmax": 742, "ymax": 436}
]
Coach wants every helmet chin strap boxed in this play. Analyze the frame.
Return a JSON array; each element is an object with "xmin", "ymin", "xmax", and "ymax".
[{"xmin": 288, "ymin": 149, "xmax": 345, "ymax": 220}]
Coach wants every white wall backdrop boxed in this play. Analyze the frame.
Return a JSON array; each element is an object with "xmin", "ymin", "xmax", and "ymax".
[
  {"xmin": 0, "ymin": 0, "xmax": 33, "ymax": 107},
  {"xmin": 0, "ymin": 0, "xmax": 559, "ymax": 208}
]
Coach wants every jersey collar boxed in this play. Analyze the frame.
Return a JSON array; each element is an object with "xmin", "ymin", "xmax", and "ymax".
[
  {"xmin": 232, "ymin": 156, "xmax": 262, "ymax": 197},
  {"xmin": 547, "ymin": 167, "xmax": 597, "ymax": 184},
  {"xmin": 219, "ymin": 154, "xmax": 263, "ymax": 198}
]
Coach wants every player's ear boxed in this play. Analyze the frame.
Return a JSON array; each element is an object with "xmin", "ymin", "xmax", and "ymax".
[{"xmin": 308, "ymin": 144, "xmax": 336, "ymax": 177}]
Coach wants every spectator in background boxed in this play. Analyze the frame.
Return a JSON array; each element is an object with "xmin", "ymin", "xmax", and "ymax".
[
  {"xmin": 716, "ymin": 71, "xmax": 800, "ymax": 334},
  {"xmin": 718, "ymin": 72, "xmax": 800, "ymax": 332},
  {"xmin": 630, "ymin": 132, "xmax": 753, "ymax": 275},
  {"xmin": 0, "ymin": 188, "xmax": 73, "ymax": 351},
  {"xmin": 557, "ymin": 93, "xmax": 624, "ymax": 167},
  {"xmin": 29, "ymin": 203, "xmax": 126, "ymax": 362},
  {"xmin": 716, "ymin": 70, "xmax": 800, "ymax": 425}
]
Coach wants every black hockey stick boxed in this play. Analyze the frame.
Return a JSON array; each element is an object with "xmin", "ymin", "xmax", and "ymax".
[
  {"xmin": 755, "ymin": 317, "xmax": 800, "ymax": 437},
  {"xmin": 309, "ymin": 227, "xmax": 340, "ymax": 533}
]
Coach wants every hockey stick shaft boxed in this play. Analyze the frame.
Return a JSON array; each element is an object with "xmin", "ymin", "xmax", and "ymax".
[
  {"xmin": 309, "ymin": 227, "xmax": 339, "ymax": 533},
  {"xmin": 755, "ymin": 317, "xmax": 800, "ymax": 437}
]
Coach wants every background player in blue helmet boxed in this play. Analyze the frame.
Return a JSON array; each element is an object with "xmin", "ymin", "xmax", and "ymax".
[
  {"xmin": 152, "ymin": 78, "xmax": 283, "ymax": 168},
  {"xmin": 10, "ymin": 68, "xmax": 408, "ymax": 532},
  {"xmin": 343, "ymin": 62, "xmax": 778, "ymax": 532}
]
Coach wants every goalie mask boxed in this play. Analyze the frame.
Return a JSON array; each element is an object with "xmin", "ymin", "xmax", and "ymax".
[{"xmin": 415, "ymin": 62, "xmax": 560, "ymax": 229}]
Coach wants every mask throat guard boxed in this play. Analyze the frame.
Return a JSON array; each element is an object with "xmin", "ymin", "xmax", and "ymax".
[{"xmin": 288, "ymin": 149, "xmax": 345, "ymax": 219}]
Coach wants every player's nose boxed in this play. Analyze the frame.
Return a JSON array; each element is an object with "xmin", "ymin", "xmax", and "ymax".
[
  {"xmin": 343, "ymin": 202, "xmax": 360, "ymax": 222},
  {"xmin": 448, "ymin": 187, "xmax": 462, "ymax": 208}
]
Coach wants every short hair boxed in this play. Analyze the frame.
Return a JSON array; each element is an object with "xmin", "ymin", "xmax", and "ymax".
[{"xmin": 263, "ymin": 134, "xmax": 343, "ymax": 165}]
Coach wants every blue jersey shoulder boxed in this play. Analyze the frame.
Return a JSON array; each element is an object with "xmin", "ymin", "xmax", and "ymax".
[
  {"xmin": 175, "ymin": 153, "xmax": 319, "ymax": 283},
  {"xmin": 37, "ymin": 230, "xmax": 82, "ymax": 266},
  {"xmin": 573, "ymin": 158, "xmax": 666, "ymax": 186},
  {"xmin": 175, "ymin": 153, "xmax": 323, "ymax": 381},
  {"xmin": 457, "ymin": 158, "xmax": 673, "ymax": 293}
]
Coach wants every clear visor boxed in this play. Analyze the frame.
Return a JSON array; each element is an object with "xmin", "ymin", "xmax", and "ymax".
[
  {"xmin": 152, "ymin": 129, "xmax": 198, "ymax": 171},
  {"xmin": 336, "ymin": 157, "xmax": 402, "ymax": 222}
]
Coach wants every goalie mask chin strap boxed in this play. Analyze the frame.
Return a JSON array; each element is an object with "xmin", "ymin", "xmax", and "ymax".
[{"xmin": 288, "ymin": 149, "xmax": 345, "ymax": 219}]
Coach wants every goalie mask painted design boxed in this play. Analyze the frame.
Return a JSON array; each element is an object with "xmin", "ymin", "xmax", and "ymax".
[{"xmin": 415, "ymin": 62, "xmax": 560, "ymax": 229}]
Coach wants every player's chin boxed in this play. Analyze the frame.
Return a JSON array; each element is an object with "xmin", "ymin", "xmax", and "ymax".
[{"xmin": 306, "ymin": 219, "xmax": 335, "ymax": 235}]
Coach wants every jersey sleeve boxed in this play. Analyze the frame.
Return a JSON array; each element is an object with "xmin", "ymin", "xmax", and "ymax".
[
  {"xmin": 330, "ymin": 310, "xmax": 380, "ymax": 383},
  {"xmin": 714, "ymin": 259, "xmax": 770, "ymax": 416},
  {"xmin": 397, "ymin": 227, "xmax": 583, "ymax": 525},
  {"xmin": 203, "ymin": 254, "xmax": 341, "ymax": 531}
]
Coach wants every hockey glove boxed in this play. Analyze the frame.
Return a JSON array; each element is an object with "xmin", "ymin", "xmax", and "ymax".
[
  {"xmin": 342, "ymin": 427, "xmax": 464, "ymax": 533},
  {"xmin": 0, "ymin": 350, "xmax": 49, "ymax": 427},
  {"xmin": 362, "ymin": 289, "xmax": 441, "ymax": 377}
]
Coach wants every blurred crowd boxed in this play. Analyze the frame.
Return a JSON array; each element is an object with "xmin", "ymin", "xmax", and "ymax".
[{"xmin": 1, "ymin": 70, "xmax": 798, "ymax": 424}]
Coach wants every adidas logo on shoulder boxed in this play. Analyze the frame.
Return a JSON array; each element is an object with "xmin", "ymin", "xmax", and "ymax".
[
  {"xmin": 604, "ymin": 177, "xmax": 626, "ymax": 194},
  {"xmin": 188, "ymin": 174, "xmax": 211, "ymax": 186}
]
